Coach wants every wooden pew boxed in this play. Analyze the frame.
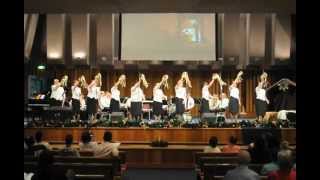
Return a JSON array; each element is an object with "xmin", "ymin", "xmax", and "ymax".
[
  {"xmin": 24, "ymin": 162, "xmax": 113, "ymax": 180},
  {"xmin": 203, "ymin": 163, "xmax": 237, "ymax": 180},
  {"xmin": 194, "ymin": 152, "xmax": 238, "ymax": 168},
  {"xmin": 203, "ymin": 163, "xmax": 265, "ymax": 180},
  {"xmin": 24, "ymin": 151, "xmax": 127, "ymax": 177}
]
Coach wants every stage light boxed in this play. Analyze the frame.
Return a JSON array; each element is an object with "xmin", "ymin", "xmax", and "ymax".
[
  {"xmin": 73, "ymin": 52, "xmax": 86, "ymax": 59},
  {"xmin": 37, "ymin": 65, "xmax": 46, "ymax": 70},
  {"xmin": 48, "ymin": 52, "xmax": 61, "ymax": 59}
]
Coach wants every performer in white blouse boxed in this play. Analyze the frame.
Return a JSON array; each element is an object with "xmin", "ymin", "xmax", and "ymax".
[
  {"xmin": 71, "ymin": 79, "xmax": 81, "ymax": 121},
  {"xmin": 50, "ymin": 79, "xmax": 60, "ymax": 106},
  {"xmin": 87, "ymin": 73, "xmax": 102, "ymax": 124},
  {"xmin": 130, "ymin": 74, "xmax": 148, "ymax": 122},
  {"xmin": 229, "ymin": 71, "xmax": 243, "ymax": 123},
  {"xmin": 255, "ymin": 72, "xmax": 269, "ymax": 123},
  {"xmin": 153, "ymin": 75, "xmax": 169, "ymax": 121},
  {"xmin": 201, "ymin": 77, "xmax": 215, "ymax": 114},
  {"xmin": 110, "ymin": 75, "xmax": 126, "ymax": 113},
  {"xmin": 175, "ymin": 72, "xmax": 192, "ymax": 120}
]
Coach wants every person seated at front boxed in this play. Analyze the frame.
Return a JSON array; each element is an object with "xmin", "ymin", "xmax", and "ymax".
[
  {"xmin": 204, "ymin": 136, "xmax": 221, "ymax": 153},
  {"xmin": 58, "ymin": 134, "xmax": 80, "ymax": 157},
  {"xmin": 222, "ymin": 136, "xmax": 241, "ymax": 153},
  {"xmin": 224, "ymin": 150, "xmax": 260, "ymax": 180},
  {"xmin": 94, "ymin": 131, "xmax": 120, "ymax": 158},
  {"xmin": 267, "ymin": 150, "xmax": 296, "ymax": 180},
  {"xmin": 24, "ymin": 136, "xmax": 35, "ymax": 155},
  {"xmin": 34, "ymin": 131, "xmax": 51, "ymax": 150},
  {"xmin": 79, "ymin": 131, "xmax": 97, "ymax": 152}
]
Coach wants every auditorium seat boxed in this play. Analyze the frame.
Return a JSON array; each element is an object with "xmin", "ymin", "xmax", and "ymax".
[
  {"xmin": 24, "ymin": 162, "xmax": 114, "ymax": 180},
  {"xmin": 203, "ymin": 163, "xmax": 237, "ymax": 180},
  {"xmin": 198, "ymin": 157, "xmax": 239, "ymax": 172},
  {"xmin": 212, "ymin": 175, "xmax": 267, "ymax": 180},
  {"xmin": 79, "ymin": 151, "xmax": 95, "ymax": 156},
  {"xmin": 194, "ymin": 152, "xmax": 238, "ymax": 166}
]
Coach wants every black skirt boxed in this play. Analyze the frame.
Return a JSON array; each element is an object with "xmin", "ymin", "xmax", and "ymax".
[
  {"xmin": 130, "ymin": 102, "xmax": 142, "ymax": 116},
  {"xmin": 200, "ymin": 98, "xmax": 210, "ymax": 113},
  {"xmin": 72, "ymin": 98, "xmax": 80, "ymax": 114},
  {"xmin": 229, "ymin": 97, "xmax": 239, "ymax": 114},
  {"xmin": 110, "ymin": 98, "xmax": 120, "ymax": 112},
  {"xmin": 153, "ymin": 101, "xmax": 163, "ymax": 116},
  {"xmin": 50, "ymin": 99, "xmax": 61, "ymax": 107},
  {"xmin": 175, "ymin": 98, "xmax": 185, "ymax": 115},
  {"xmin": 255, "ymin": 99, "xmax": 267, "ymax": 117},
  {"xmin": 86, "ymin": 97, "xmax": 98, "ymax": 115}
]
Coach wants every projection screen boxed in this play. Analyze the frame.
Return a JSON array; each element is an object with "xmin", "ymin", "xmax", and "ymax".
[{"xmin": 121, "ymin": 13, "xmax": 216, "ymax": 61}]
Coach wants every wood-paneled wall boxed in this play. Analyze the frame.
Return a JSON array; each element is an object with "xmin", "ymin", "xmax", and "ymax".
[{"xmin": 37, "ymin": 67, "xmax": 295, "ymax": 116}]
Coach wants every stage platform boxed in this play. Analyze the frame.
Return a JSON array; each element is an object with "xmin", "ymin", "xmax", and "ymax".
[
  {"xmin": 24, "ymin": 127, "xmax": 295, "ymax": 145},
  {"xmin": 24, "ymin": 127, "xmax": 295, "ymax": 168}
]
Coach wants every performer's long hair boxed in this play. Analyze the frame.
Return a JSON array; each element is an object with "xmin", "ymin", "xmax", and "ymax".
[
  {"xmin": 259, "ymin": 72, "xmax": 268, "ymax": 88},
  {"xmin": 60, "ymin": 75, "xmax": 68, "ymax": 87},
  {"xmin": 160, "ymin": 74, "xmax": 169, "ymax": 90},
  {"xmin": 117, "ymin": 74, "xmax": 126, "ymax": 88},
  {"xmin": 95, "ymin": 73, "xmax": 102, "ymax": 87},
  {"xmin": 181, "ymin": 71, "xmax": 192, "ymax": 88},
  {"xmin": 139, "ymin": 73, "xmax": 149, "ymax": 88},
  {"xmin": 79, "ymin": 75, "xmax": 87, "ymax": 88}
]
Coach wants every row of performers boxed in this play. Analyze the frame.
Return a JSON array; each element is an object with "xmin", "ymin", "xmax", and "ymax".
[{"xmin": 49, "ymin": 71, "xmax": 269, "ymax": 123}]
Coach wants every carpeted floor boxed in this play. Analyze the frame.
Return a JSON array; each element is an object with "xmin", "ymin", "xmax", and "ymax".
[{"xmin": 121, "ymin": 168, "xmax": 197, "ymax": 180}]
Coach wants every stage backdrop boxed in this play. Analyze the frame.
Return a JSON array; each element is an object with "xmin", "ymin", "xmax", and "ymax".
[{"xmin": 33, "ymin": 67, "xmax": 295, "ymax": 117}]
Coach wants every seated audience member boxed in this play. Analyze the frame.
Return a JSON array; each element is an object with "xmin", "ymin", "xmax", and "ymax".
[
  {"xmin": 204, "ymin": 136, "xmax": 221, "ymax": 153},
  {"xmin": 31, "ymin": 150, "xmax": 55, "ymax": 180},
  {"xmin": 268, "ymin": 150, "xmax": 296, "ymax": 180},
  {"xmin": 261, "ymin": 149, "xmax": 280, "ymax": 175},
  {"xmin": 222, "ymin": 136, "xmax": 241, "ymax": 153},
  {"xmin": 79, "ymin": 131, "xmax": 97, "ymax": 152},
  {"xmin": 34, "ymin": 131, "xmax": 51, "ymax": 150},
  {"xmin": 248, "ymin": 134, "xmax": 272, "ymax": 164},
  {"xmin": 94, "ymin": 131, "xmax": 120, "ymax": 158},
  {"xmin": 59, "ymin": 134, "xmax": 80, "ymax": 157},
  {"xmin": 24, "ymin": 136, "xmax": 36, "ymax": 155},
  {"xmin": 266, "ymin": 133, "xmax": 280, "ymax": 160},
  {"xmin": 224, "ymin": 150, "xmax": 260, "ymax": 180}
]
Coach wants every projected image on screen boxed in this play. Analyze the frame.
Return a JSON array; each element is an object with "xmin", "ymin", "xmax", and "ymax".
[{"xmin": 121, "ymin": 14, "xmax": 215, "ymax": 61}]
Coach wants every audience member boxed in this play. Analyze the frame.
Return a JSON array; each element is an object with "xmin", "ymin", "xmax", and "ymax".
[
  {"xmin": 222, "ymin": 136, "xmax": 241, "ymax": 153},
  {"xmin": 59, "ymin": 134, "xmax": 80, "ymax": 157},
  {"xmin": 268, "ymin": 150, "xmax": 296, "ymax": 180},
  {"xmin": 94, "ymin": 131, "xmax": 120, "ymax": 157},
  {"xmin": 204, "ymin": 136, "xmax": 221, "ymax": 153},
  {"xmin": 79, "ymin": 131, "xmax": 97, "ymax": 152},
  {"xmin": 248, "ymin": 134, "xmax": 272, "ymax": 164},
  {"xmin": 224, "ymin": 150, "xmax": 260, "ymax": 180},
  {"xmin": 31, "ymin": 150, "xmax": 55, "ymax": 180},
  {"xmin": 261, "ymin": 149, "xmax": 279, "ymax": 175},
  {"xmin": 34, "ymin": 131, "xmax": 51, "ymax": 150}
]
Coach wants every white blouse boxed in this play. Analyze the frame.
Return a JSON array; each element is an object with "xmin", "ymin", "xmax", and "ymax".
[
  {"xmin": 111, "ymin": 86, "xmax": 120, "ymax": 102},
  {"xmin": 175, "ymin": 86, "xmax": 187, "ymax": 99},
  {"xmin": 229, "ymin": 86, "xmax": 239, "ymax": 100},
  {"xmin": 55, "ymin": 87, "xmax": 65, "ymax": 101},
  {"xmin": 88, "ymin": 85, "xmax": 100, "ymax": 99},
  {"xmin": 131, "ymin": 87, "xmax": 145, "ymax": 102},
  {"xmin": 50, "ymin": 85, "xmax": 58, "ymax": 99},
  {"xmin": 256, "ymin": 86, "xmax": 267, "ymax": 101},
  {"xmin": 202, "ymin": 85, "xmax": 212, "ymax": 101},
  {"xmin": 153, "ymin": 88, "xmax": 165, "ymax": 103},
  {"xmin": 99, "ymin": 96, "xmax": 111, "ymax": 109},
  {"xmin": 71, "ymin": 86, "xmax": 81, "ymax": 100}
]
